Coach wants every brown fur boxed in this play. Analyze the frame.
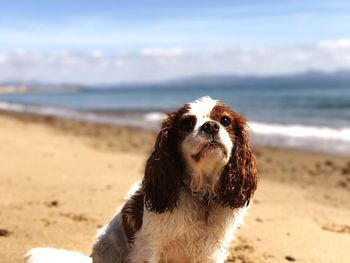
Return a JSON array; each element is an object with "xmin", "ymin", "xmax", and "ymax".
[
  {"xmin": 143, "ymin": 105, "xmax": 190, "ymax": 213},
  {"xmin": 211, "ymin": 104, "xmax": 258, "ymax": 209},
  {"xmin": 121, "ymin": 189, "xmax": 144, "ymax": 243}
]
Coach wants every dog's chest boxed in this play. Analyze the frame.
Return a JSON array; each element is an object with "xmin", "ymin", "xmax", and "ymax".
[
  {"xmin": 157, "ymin": 216, "xmax": 224, "ymax": 263},
  {"xmin": 139, "ymin": 193, "xmax": 241, "ymax": 262}
]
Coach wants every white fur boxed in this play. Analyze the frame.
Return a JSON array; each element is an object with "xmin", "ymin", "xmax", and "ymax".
[
  {"xmin": 182, "ymin": 96, "xmax": 233, "ymax": 196},
  {"xmin": 187, "ymin": 96, "xmax": 218, "ymax": 119},
  {"xmin": 129, "ymin": 191, "xmax": 248, "ymax": 263},
  {"xmin": 24, "ymin": 248, "xmax": 91, "ymax": 263},
  {"xmin": 94, "ymin": 181, "xmax": 142, "ymax": 242},
  {"xmin": 186, "ymin": 96, "xmax": 233, "ymax": 161},
  {"xmin": 125, "ymin": 181, "xmax": 142, "ymax": 200}
]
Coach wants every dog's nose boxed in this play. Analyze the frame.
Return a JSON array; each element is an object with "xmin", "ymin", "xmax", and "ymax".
[{"xmin": 200, "ymin": 121, "xmax": 220, "ymax": 135}]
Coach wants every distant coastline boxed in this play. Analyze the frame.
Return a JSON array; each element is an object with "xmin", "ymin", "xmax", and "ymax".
[
  {"xmin": 2, "ymin": 70, "xmax": 350, "ymax": 91},
  {"xmin": 0, "ymin": 84, "xmax": 28, "ymax": 94}
]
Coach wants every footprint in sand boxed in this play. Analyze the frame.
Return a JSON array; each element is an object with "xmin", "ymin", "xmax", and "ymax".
[
  {"xmin": 314, "ymin": 217, "xmax": 350, "ymax": 234},
  {"xmin": 322, "ymin": 223, "xmax": 350, "ymax": 234},
  {"xmin": 0, "ymin": 228, "xmax": 11, "ymax": 237},
  {"xmin": 59, "ymin": 212, "xmax": 92, "ymax": 222},
  {"xmin": 226, "ymin": 238, "xmax": 256, "ymax": 263}
]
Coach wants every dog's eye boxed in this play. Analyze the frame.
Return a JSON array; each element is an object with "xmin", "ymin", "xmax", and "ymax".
[
  {"xmin": 181, "ymin": 117, "xmax": 196, "ymax": 131},
  {"xmin": 220, "ymin": 116, "xmax": 231, "ymax": 127}
]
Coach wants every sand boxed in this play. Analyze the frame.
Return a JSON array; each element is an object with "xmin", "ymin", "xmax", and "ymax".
[{"xmin": 0, "ymin": 112, "xmax": 349, "ymax": 263}]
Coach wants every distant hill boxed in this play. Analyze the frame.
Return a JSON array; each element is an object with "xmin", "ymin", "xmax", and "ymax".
[
  {"xmin": 93, "ymin": 70, "xmax": 350, "ymax": 90},
  {"xmin": 1, "ymin": 70, "xmax": 350, "ymax": 91},
  {"xmin": 158, "ymin": 70, "xmax": 350, "ymax": 88}
]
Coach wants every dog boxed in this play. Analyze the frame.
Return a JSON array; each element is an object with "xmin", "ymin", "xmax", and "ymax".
[{"xmin": 25, "ymin": 96, "xmax": 258, "ymax": 263}]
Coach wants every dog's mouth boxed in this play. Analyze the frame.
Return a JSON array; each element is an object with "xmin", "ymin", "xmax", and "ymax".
[{"xmin": 191, "ymin": 141, "xmax": 227, "ymax": 162}]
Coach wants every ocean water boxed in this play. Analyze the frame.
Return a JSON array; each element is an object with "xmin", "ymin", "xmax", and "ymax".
[{"xmin": 1, "ymin": 80, "xmax": 350, "ymax": 156}]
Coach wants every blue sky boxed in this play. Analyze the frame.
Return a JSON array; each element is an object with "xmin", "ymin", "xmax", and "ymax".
[
  {"xmin": 1, "ymin": 0, "xmax": 350, "ymax": 51},
  {"xmin": 1, "ymin": 0, "xmax": 350, "ymax": 84}
]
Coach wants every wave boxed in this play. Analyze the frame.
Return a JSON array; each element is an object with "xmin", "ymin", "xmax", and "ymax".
[
  {"xmin": 144, "ymin": 112, "xmax": 166, "ymax": 122},
  {"xmin": 250, "ymin": 122, "xmax": 350, "ymax": 142},
  {"xmin": 0, "ymin": 102, "xmax": 160, "ymax": 130},
  {"xmin": 249, "ymin": 121, "xmax": 350, "ymax": 156},
  {"xmin": 1, "ymin": 101, "xmax": 349, "ymax": 156}
]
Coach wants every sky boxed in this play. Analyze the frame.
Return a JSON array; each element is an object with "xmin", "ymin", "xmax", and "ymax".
[{"xmin": 1, "ymin": 0, "xmax": 350, "ymax": 84}]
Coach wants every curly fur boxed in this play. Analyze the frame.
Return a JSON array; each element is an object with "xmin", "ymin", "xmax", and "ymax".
[
  {"xmin": 220, "ymin": 115, "xmax": 258, "ymax": 208},
  {"xmin": 143, "ymin": 106, "xmax": 190, "ymax": 213}
]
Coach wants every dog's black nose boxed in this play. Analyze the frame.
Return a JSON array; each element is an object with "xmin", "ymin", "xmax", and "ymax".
[{"xmin": 201, "ymin": 121, "xmax": 220, "ymax": 135}]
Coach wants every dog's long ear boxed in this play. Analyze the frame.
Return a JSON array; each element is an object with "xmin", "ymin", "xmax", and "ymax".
[
  {"xmin": 220, "ymin": 115, "xmax": 258, "ymax": 209},
  {"xmin": 143, "ymin": 113, "xmax": 183, "ymax": 213}
]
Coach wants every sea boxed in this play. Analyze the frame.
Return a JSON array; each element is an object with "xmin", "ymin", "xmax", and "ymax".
[{"xmin": 1, "ymin": 76, "xmax": 350, "ymax": 156}]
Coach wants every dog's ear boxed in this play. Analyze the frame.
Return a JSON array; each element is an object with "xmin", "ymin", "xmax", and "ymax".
[
  {"xmin": 121, "ymin": 188, "xmax": 144, "ymax": 244},
  {"xmin": 143, "ymin": 113, "xmax": 183, "ymax": 213},
  {"xmin": 220, "ymin": 115, "xmax": 258, "ymax": 209}
]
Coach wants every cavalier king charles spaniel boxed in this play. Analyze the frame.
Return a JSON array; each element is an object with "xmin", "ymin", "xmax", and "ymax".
[{"xmin": 25, "ymin": 96, "xmax": 257, "ymax": 263}]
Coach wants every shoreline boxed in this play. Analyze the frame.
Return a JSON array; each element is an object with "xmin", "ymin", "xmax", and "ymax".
[
  {"xmin": 1, "ymin": 103, "xmax": 350, "ymax": 158},
  {"xmin": 0, "ymin": 101, "xmax": 165, "ymax": 131},
  {"xmin": 1, "ymin": 111, "xmax": 350, "ymax": 263}
]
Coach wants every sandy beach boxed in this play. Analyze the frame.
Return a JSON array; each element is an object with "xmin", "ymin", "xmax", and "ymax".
[{"xmin": 1, "ymin": 112, "xmax": 350, "ymax": 263}]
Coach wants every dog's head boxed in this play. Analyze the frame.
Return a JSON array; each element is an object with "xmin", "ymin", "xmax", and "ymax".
[{"xmin": 143, "ymin": 97, "xmax": 257, "ymax": 213}]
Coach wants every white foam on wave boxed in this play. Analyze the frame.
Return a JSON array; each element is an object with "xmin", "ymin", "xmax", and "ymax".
[
  {"xmin": 249, "ymin": 121, "xmax": 350, "ymax": 156},
  {"xmin": 250, "ymin": 122, "xmax": 350, "ymax": 142},
  {"xmin": 0, "ymin": 101, "xmax": 83, "ymax": 118},
  {"xmin": 0, "ymin": 102, "xmax": 160, "ymax": 130},
  {"xmin": 144, "ymin": 112, "xmax": 166, "ymax": 122}
]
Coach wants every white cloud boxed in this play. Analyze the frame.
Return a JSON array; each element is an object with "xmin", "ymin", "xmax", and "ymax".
[
  {"xmin": 140, "ymin": 47, "xmax": 184, "ymax": 57},
  {"xmin": 0, "ymin": 54, "xmax": 7, "ymax": 64},
  {"xmin": 1, "ymin": 40, "xmax": 350, "ymax": 85},
  {"xmin": 89, "ymin": 49, "xmax": 104, "ymax": 59},
  {"xmin": 318, "ymin": 38, "xmax": 350, "ymax": 49}
]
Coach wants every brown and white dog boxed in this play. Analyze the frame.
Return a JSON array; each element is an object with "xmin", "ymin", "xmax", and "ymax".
[{"xmin": 25, "ymin": 96, "xmax": 258, "ymax": 263}]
